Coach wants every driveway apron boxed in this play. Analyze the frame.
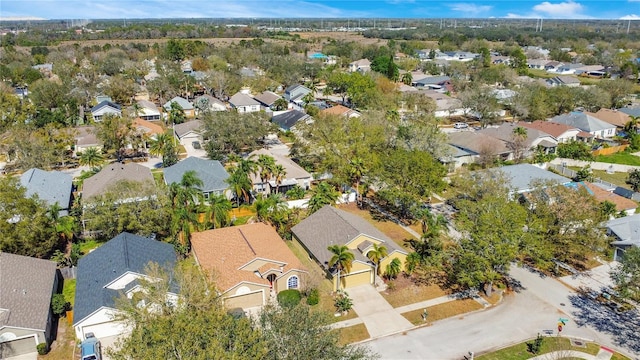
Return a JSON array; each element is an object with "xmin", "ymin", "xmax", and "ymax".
[{"xmin": 347, "ymin": 285, "xmax": 413, "ymax": 338}]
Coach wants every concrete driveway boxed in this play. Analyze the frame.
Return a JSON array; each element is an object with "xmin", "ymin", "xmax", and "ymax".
[
  {"xmin": 559, "ymin": 262, "xmax": 619, "ymax": 293},
  {"xmin": 348, "ymin": 285, "xmax": 413, "ymax": 338}
]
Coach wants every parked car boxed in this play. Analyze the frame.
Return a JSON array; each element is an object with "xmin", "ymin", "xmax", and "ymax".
[
  {"xmin": 192, "ymin": 141, "xmax": 202, "ymax": 149},
  {"xmin": 80, "ymin": 333, "xmax": 102, "ymax": 360},
  {"xmin": 453, "ymin": 122, "xmax": 469, "ymax": 129}
]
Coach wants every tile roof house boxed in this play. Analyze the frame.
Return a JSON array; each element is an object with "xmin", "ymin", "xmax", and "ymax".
[
  {"xmin": 82, "ymin": 162, "xmax": 154, "ymax": 201},
  {"xmin": 20, "ymin": 168, "xmax": 73, "ymax": 216},
  {"xmin": 605, "ymin": 214, "xmax": 640, "ymax": 261},
  {"xmin": 247, "ymin": 148, "xmax": 312, "ymax": 195},
  {"xmin": 550, "ymin": 112, "xmax": 617, "ymax": 139},
  {"xmin": 253, "ymin": 91, "xmax": 282, "ymax": 110},
  {"xmin": 91, "ymin": 101, "xmax": 121, "ymax": 122},
  {"xmin": 0, "ymin": 253, "xmax": 59, "ymax": 358},
  {"xmin": 291, "ymin": 205, "xmax": 408, "ymax": 290},
  {"xmin": 73, "ymin": 233, "xmax": 177, "ymax": 340},
  {"xmin": 582, "ymin": 182, "xmax": 637, "ymax": 216},
  {"xmin": 271, "ymin": 110, "xmax": 311, "ymax": 131},
  {"xmin": 136, "ymin": 100, "xmax": 161, "ymax": 122},
  {"xmin": 194, "ymin": 95, "xmax": 227, "ymax": 113},
  {"xmin": 163, "ymin": 96, "xmax": 195, "ymax": 118},
  {"xmin": 588, "ymin": 109, "xmax": 632, "ymax": 129},
  {"xmin": 163, "ymin": 157, "xmax": 230, "ymax": 199},
  {"xmin": 229, "ymin": 92, "xmax": 261, "ymax": 113},
  {"xmin": 518, "ymin": 120, "xmax": 581, "ymax": 143},
  {"xmin": 320, "ymin": 105, "xmax": 361, "ymax": 118},
  {"xmin": 191, "ymin": 223, "xmax": 307, "ymax": 310},
  {"xmin": 173, "ymin": 120, "xmax": 203, "ymax": 146}
]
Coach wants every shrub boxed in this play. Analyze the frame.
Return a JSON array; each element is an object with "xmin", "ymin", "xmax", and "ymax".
[
  {"xmin": 334, "ymin": 290, "xmax": 353, "ymax": 313},
  {"xmin": 36, "ymin": 343, "xmax": 48, "ymax": 355},
  {"xmin": 277, "ymin": 289, "xmax": 301, "ymax": 308},
  {"xmin": 51, "ymin": 293, "xmax": 70, "ymax": 316},
  {"xmin": 526, "ymin": 334, "xmax": 544, "ymax": 354},
  {"xmin": 306, "ymin": 288, "xmax": 319, "ymax": 306}
]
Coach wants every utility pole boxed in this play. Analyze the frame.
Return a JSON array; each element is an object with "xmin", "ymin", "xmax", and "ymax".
[{"xmin": 628, "ymin": 19, "xmax": 631, "ymax": 35}]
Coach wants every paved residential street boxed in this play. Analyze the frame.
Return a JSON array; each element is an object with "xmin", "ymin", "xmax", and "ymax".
[{"xmin": 366, "ymin": 265, "xmax": 640, "ymax": 360}]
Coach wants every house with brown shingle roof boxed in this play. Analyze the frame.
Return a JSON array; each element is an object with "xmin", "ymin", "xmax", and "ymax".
[
  {"xmin": 518, "ymin": 120, "xmax": 581, "ymax": 143},
  {"xmin": 583, "ymin": 183, "xmax": 637, "ymax": 217},
  {"xmin": 248, "ymin": 148, "xmax": 312, "ymax": 195},
  {"xmin": 191, "ymin": 223, "xmax": 307, "ymax": 310},
  {"xmin": 81, "ymin": 162, "xmax": 154, "ymax": 201},
  {"xmin": 320, "ymin": 105, "xmax": 361, "ymax": 118},
  {"xmin": 588, "ymin": 109, "xmax": 631, "ymax": 130},
  {"xmin": 291, "ymin": 205, "xmax": 407, "ymax": 291},
  {"xmin": 133, "ymin": 118, "xmax": 164, "ymax": 139}
]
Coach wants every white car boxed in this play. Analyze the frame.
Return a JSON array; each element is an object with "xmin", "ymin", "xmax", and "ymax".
[{"xmin": 453, "ymin": 122, "xmax": 469, "ymax": 129}]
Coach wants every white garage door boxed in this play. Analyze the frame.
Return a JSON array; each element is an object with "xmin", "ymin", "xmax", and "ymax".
[{"xmin": 82, "ymin": 321, "xmax": 123, "ymax": 339}]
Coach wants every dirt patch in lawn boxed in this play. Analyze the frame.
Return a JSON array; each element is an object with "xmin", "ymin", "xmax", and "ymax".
[
  {"xmin": 381, "ymin": 275, "xmax": 449, "ymax": 308},
  {"xmin": 401, "ymin": 298, "xmax": 483, "ymax": 326},
  {"xmin": 337, "ymin": 203, "xmax": 417, "ymax": 248},
  {"xmin": 336, "ymin": 323, "xmax": 370, "ymax": 346},
  {"xmin": 40, "ymin": 320, "xmax": 77, "ymax": 360}
]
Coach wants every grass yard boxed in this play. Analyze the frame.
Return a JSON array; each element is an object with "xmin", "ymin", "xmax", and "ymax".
[
  {"xmin": 595, "ymin": 152, "xmax": 640, "ymax": 166},
  {"xmin": 381, "ymin": 276, "xmax": 448, "ymax": 308},
  {"xmin": 231, "ymin": 215, "xmax": 252, "ymax": 226},
  {"xmin": 151, "ymin": 169, "xmax": 165, "ymax": 188},
  {"xmin": 62, "ymin": 279, "xmax": 76, "ymax": 307},
  {"xmin": 476, "ymin": 337, "xmax": 630, "ymax": 360},
  {"xmin": 568, "ymin": 166, "xmax": 633, "ymax": 189},
  {"xmin": 480, "ymin": 291, "xmax": 502, "ymax": 306},
  {"xmin": 336, "ymin": 324, "xmax": 370, "ymax": 346},
  {"xmin": 401, "ymin": 298, "xmax": 482, "ymax": 325},
  {"xmin": 337, "ymin": 203, "xmax": 418, "ymax": 248},
  {"xmin": 78, "ymin": 239, "xmax": 101, "ymax": 254},
  {"xmin": 40, "ymin": 321, "xmax": 77, "ymax": 360}
]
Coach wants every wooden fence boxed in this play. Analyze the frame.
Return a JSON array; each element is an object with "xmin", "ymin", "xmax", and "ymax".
[{"xmin": 592, "ymin": 145, "xmax": 628, "ymax": 156}]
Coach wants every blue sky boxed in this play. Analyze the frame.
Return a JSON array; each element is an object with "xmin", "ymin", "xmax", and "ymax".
[{"xmin": 1, "ymin": 0, "xmax": 638, "ymax": 20}]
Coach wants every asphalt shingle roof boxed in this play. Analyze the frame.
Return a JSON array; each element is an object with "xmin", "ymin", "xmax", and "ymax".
[
  {"xmin": 253, "ymin": 91, "xmax": 281, "ymax": 107},
  {"xmin": 90, "ymin": 100, "xmax": 121, "ymax": 113},
  {"xmin": 73, "ymin": 233, "xmax": 177, "ymax": 325},
  {"xmin": 229, "ymin": 93, "xmax": 260, "ymax": 107},
  {"xmin": 163, "ymin": 96, "xmax": 194, "ymax": 111},
  {"xmin": 550, "ymin": 112, "xmax": 616, "ymax": 133},
  {"xmin": 487, "ymin": 164, "xmax": 572, "ymax": 193},
  {"xmin": 163, "ymin": 157, "xmax": 230, "ymax": 194},
  {"xmin": 20, "ymin": 168, "xmax": 72, "ymax": 215},
  {"xmin": 271, "ymin": 110, "xmax": 310, "ymax": 131},
  {"xmin": 606, "ymin": 214, "xmax": 640, "ymax": 247},
  {"xmin": 82, "ymin": 162, "xmax": 154, "ymax": 200},
  {"xmin": 291, "ymin": 206, "xmax": 405, "ymax": 270},
  {"xmin": 0, "ymin": 253, "xmax": 57, "ymax": 331},
  {"xmin": 173, "ymin": 120, "xmax": 203, "ymax": 139}
]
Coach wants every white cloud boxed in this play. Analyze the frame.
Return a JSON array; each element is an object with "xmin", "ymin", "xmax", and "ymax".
[
  {"xmin": 448, "ymin": 3, "xmax": 493, "ymax": 15},
  {"xmin": 532, "ymin": 1, "xmax": 586, "ymax": 18},
  {"xmin": 620, "ymin": 14, "xmax": 640, "ymax": 19}
]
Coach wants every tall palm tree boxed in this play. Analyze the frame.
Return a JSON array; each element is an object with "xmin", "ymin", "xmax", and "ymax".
[
  {"xmin": 328, "ymin": 244, "xmax": 355, "ymax": 291},
  {"xmin": 206, "ymin": 194, "xmax": 232, "ymax": 229},
  {"xmin": 256, "ymin": 154, "xmax": 276, "ymax": 192},
  {"xmin": 272, "ymin": 164, "xmax": 286, "ymax": 194},
  {"xmin": 624, "ymin": 116, "xmax": 639, "ymax": 133},
  {"xmin": 401, "ymin": 72, "xmax": 413, "ymax": 86},
  {"xmin": 149, "ymin": 133, "xmax": 172, "ymax": 157},
  {"xmin": 79, "ymin": 147, "xmax": 104, "ymax": 168},
  {"xmin": 307, "ymin": 182, "xmax": 340, "ymax": 214},
  {"xmin": 366, "ymin": 243, "xmax": 388, "ymax": 286},
  {"xmin": 170, "ymin": 170, "xmax": 204, "ymax": 210},
  {"xmin": 226, "ymin": 168, "xmax": 253, "ymax": 205},
  {"xmin": 348, "ymin": 157, "xmax": 367, "ymax": 204}
]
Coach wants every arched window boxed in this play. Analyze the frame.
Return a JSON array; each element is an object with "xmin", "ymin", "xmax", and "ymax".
[
  {"xmin": 287, "ymin": 276, "xmax": 299, "ymax": 289},
  {"xmin": 236, "ymin": 286, "xmax": 251, "ymax": 295}
]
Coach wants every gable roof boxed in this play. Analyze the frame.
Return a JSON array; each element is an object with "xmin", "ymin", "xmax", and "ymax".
[
  {"xmin": 583, "ymin": 182, "xmax": 637, "ymax": 212},
  {"xmin": 518, "ymin": 120, "xmax": 580, "ymax": 138},
  {"xmin": 163, "ymin": 96, "xmax": 194, "ymax": 111},
  {"xmin": 173, "ymin": 120, "xmax": 203, "ymax": 139},
  {"xmin": 191, "ymin": 223, "xmax": 306, "ymax": 292},
  {"xmin": 20, "ymin": 168, "xmax": 73, "ymax": 215},
  {"xmin": 477, "ymin": 122, "xmax": 553, "ymax": 148},
  {"xmin": 0, "ymin": 253, "xmax": 57, "ymax": 331},
  {"xmin": 91, "ymin": 100, "xmax": 121, "ymax": 114},
  {"xmin": 447, "ymin": 132, "xmax": 511, "ymax": 155},
  {"xmin": 163, "ymin": 157, "xmax": 230, "ymax": 194},
  {"xmin": 271, "ymin": 110, "xmax": 310, "ymax": 131},
  {"xmin": 619, "ymin": 106, "xmax": 640, "ymax": 118},
  {"xmin": 82, "ymin": 162, "xmax": 154, "ymax": 200},
  {"xmin": 75, "ymin": 126, "xmax": 101, "ymax": 147},
  {"xmin": 133, "ymin": 118, "xmax": 164, "ymax": 136},
  {"xmin": 137, "ymin": 99, "xmax": 158, "ymax": 111},
  {"xmin": 229, "ymin": 93, "xmax": 260, "ymax": 107},
  {"xmin": 606, "ymin": 213, "xmax": 640, "ymax": 247},
  {"xmin": 291, "ymin": 206, "xmax": 406, "ymax": 269},
  {"xmin": 248, "ymin": 148, "xmax": 311, "ymax": 182},
  {"xmin": 284, "ymin": 84, "xmax": 310, "ymax": 94},
  {"xmin": 253, "ymin": 91, "xmax": 281, "ymax": 107},
  {"xmin": 73, "ymin": 233, "xmax": 177, "ymax": 326},
  {"xmin": 320, "ymin": 105, "xmax": 361, "ymax": 117},
  {"xmin": 414, "ymin": 76, "xmax": 451, "ymax": 85},
  {"xmin": 588, "ymin": 109, "xmax": 631, "ymax": 128},
  {"xmin": 493, "ymin": 164, "xmax": 572, "ymax": 193},
  {"xmin": 550, "ymin": 112, "xmax": 616, "ymax": 133},
  {"xmin": 194, "ymin": 95, "xmax": 226, "ymax": 109}
]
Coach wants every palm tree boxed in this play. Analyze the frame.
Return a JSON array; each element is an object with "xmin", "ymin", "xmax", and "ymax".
[
  {"xmin": 170, "ymin": 170, "xmax": 204, "ymax": 210},
  {"xmin": 328, "ymin": 244, "xmax": 355, "ymax": 291},
  {"xmin": 149, "ymin": 133, "xmax": 172, "ymax": 158},
  {"xmin": 307, "ymin": 182, "xmax": 340, "ymax": 214},
  {"xmin": 79, "ymin": 147, "xmax": 104, "ymax": 168},
  {"xmin": 366, "ymin": 243, "xmax": 388, "ymax": 286},
  {"xmin": 384, "ymin": 258, "xmax": 402, "ymax": 279},
  {"xmin": 511, "ymin": 126, "xmax": 528, "ymax": 163},
  {"xmin": 273, "ymin": 98, "xmax": 288, "ymax": 111},
  {"xmin": 272, "ymin": 164, "xmax": 286, "ymax": 194},
  {"xmin": 256, "ymin": 154, "xmax": 276, "ymax": 192},
  {"xmin": 401, "ymin": 72, "xmax": 413, "ymax": 86},
  {"xmin": 348, "ymin": 158, "xmax": 367, "ymax": 204},
  {"xmin": 226, "ymin": 168, "xmax": 253, "ymax": 205},
  {"xmin": 624, "ymin": 115, "xmax": 639, "ymax": 134},
  {"xmin": 302, "ymin": 92, "xmax": 315, "ymax": 105},
  {"xmin": 206, "ymin": 194, "xmax": 232, "ymax": 228}
]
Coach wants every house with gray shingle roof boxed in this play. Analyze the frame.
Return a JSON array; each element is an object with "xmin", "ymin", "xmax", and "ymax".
[
  {"xmin": 0, "ymin": 253, "xmax": 59, "ymax": 358},
  {"xmin": 73, "ymin": 233, "xmax": 177, "ymax": 340},
  {"xmin": 253, "ymin": 91, "xmax": 282, "ymax": 110},
  {"xmin": 163, "ymin": 157, "xmax": 230, "ymax": 199},
  {"xmin": 229, "ymin": 92, "xmax": 260, "ymax": 113},
  {"xmin": 173, "ymin": 120, "xmax": 203, "ymax": 147},
  {"xmin": 605, "ymin": 214, "xmax": 640, "ymax": 261},
  {"xmin": 163, "ymin": 96, "xmax": 195, "ymax": 118},
  {"xmin": 91, "ymin": 100, "xmax": 121, "ymax": 122},
  {"xmin": 482, "ymin": 164, "xmax": 572, "ymax": 194},
  {"xmin": 271, "ymin": 110, "xmax": 311, "ymax": 131},
  {"xmin": 20, "ymin": 168, "xmax": 73, "ymax": 217},
  {"xmin": 549, "ymin": 112, "xmax": 616, "ymax": 139},
  {"xmin": 291, "ymin": 205, "xmax": 407, "ymax": 290},
  {"xmin": 619, "ymin": 106, "xmax": 640, "ymax": 118},
  {"xmin": 82, "ymin": 162, "xmax": 154, "ymax": 201}
]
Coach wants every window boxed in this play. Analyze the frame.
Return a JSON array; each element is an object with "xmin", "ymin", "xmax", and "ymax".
[{"xmin": 287, "ymin": 275, "xmax": 299, "ymax": 289}]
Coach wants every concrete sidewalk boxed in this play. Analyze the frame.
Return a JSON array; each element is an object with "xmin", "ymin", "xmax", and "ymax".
[
  {"xmin": 395, "ymin": 294, "xmax": 460, "ymax": 313},
  {"xmin": 348, "ymin": 285, "xmax": 413, "ymax": 338}
]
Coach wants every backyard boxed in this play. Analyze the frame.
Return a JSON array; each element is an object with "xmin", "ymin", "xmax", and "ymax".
[{"xmin": 337, "ymin": 203, "xmax": 419, "ymax": 248}]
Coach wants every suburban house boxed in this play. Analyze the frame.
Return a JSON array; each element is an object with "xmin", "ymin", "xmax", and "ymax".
[
  {"xmin": 191, "ymin": 223, "xmax": 307, "ymax": 310},
  {"xmin": 549, "ymin": 112, "xmax": 616, "ymax": 139},
  {"xmin": 283, "ymin": 84, "xmax": 312, "ymax": 105},
  {"xmin": 477, "ymin": 122, "xmax": 558, "ymax": 156},
  {"xmin": 73, "ymin": 233, "xmax": 177, "ymax": 340},
  {"xmin": 412, "ymin": 76, "xmax": 453, "ymax": 92},
  {"xmin": 163, "ymin": 96, "xmax": 195, "ymax": 118},
  {"xmin": 81, "ymin": 162, "xmax": 154, "ymax": 201},
  {"xmin": 348, "ymin": 59, "xmax": 371, "ymax": 73},
  {"xmin": 588, "ymin": 109, "xmax": 632, "ymax": 131},
  {"xmin": 173, "ymin": 120, "xmax": 203, "ymax": 147},
  {"xmin": 135, "ymin": 100, "xmax": 161, "ymax": 122},
  {"xmin": 320, "ymin": 105, "xmax": 361, "ymax": 118},
  {"xmin": 439, "ymin": 144, "xmax": 476, "ymax": 171},
  {"xmin": 74, "ymin": 126, "xmax": 102, "ymax": 154},
  {"xmin": 546, "ymin": 76, "xmax": 581, "ymax": 87},
  {"xmin": 163, "ymin": 157, "xmax": 230, "ymax": 199},
  {"xmin": 581, "ymin": 182, "xmax": 637, "ymax": 217},
  {"xmin": 194, "ymin": 94, "xmax": 227, "ymax": 113},
  {"xmin": 419, "ymin": 90, "xmax": 465, "ymax": 117},
  {"xmin": 518, "ymin": 120, "xmax": 582, "ymax": 144},
  {"xmin": 605, "ymin": 214, "xmax": 640, "ymax": 261},
  {"xmin": 527, "ymin": 59, "xmax": 551, "ymax": 69},
  {"xmin": 0, "ymin": 253, "xmax": 59, "ymax": 358},
  {"xmin": 291, "ymin": 205, "xmax": 408, "ymax": 290},
  {"xmin": 492, "ymin": 164, "xmax": 572, "ymax": 194},
  {"xmin": 448, "ymin": 132, "xmax": 514, "ymax": 163},
  {"xmin": 229, "ymin": 92, "xmax": 261, "ymax": 113},
  {"xmin": 248, "ymin": 148, "xmax": 312, "ymax": 194},
  {"xmin": 90, "ymin": 101, "xmax": 121, "ymax": 122},
  {"xmin": 132, "ymin": 118, "xmax": 164, "ymax": 140},
  {"xmin": 20, "ymin": 168, "xmax": 73, "ymax": 216},
  {"xmin": 433, "ymin": 51, "xmax": 478, "ymax": 62},
  {"xmin": 253, "ymin": 91, "xmax": 283, "ymax": 110},
  {"xmin": 271, "ymin": 110, "xmax": 311, "ymax": 131},
  {"xmin": 619, "ymin": 106, "xmax": 640, "ymax": 118}
]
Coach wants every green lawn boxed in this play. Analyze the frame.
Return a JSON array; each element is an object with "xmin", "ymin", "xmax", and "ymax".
[
  {"xmin": 595, "ymin": 153, "xmax": 640, "ymax": 166},
  {"xmin": 62, "ymin": 279, "xmax": 76, "ymax": 307},
  {"xmin": 78, "ymin": 239, "xmax": 101, "ymax": 254},
  {"xmin": 151, "ymin": 169, "xmax": 165, "ymax": 188},
  {"xmin": 476, "ymin": 337, "xmax": 629, "ymax": 360},
  {"xmin": 568, "ymin": 166, "xmax": 632, "ymax": 189}
]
